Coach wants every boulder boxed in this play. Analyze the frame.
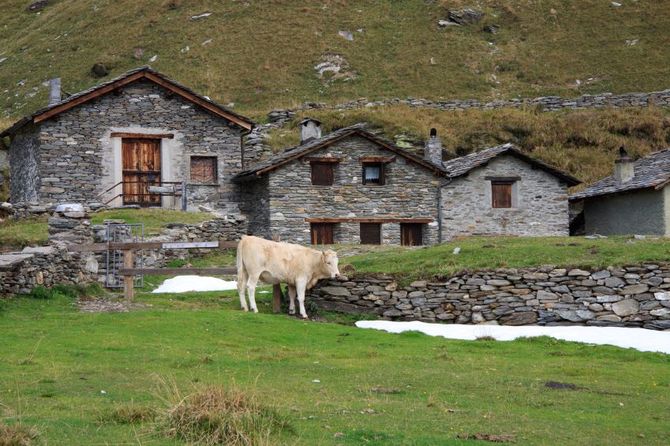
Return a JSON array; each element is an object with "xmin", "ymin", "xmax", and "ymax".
[
  {"xmin": 447, "ymin": 8, "xmax": 484, "ymax": 25},
  {"xmin": 612, "ymin": 299, "xmax": 639, "ymax": 317},
  {"xmin": 91, "ymin": 63, "xmax": 109, "ymax": 78},
  {"xmin": 320, "ymin": 286, "xmax": 351, "ymax": 297}
]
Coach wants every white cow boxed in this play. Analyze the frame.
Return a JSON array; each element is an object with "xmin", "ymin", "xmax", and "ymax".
[{"xmin": 236, "ymin": 235, "xmax": 341, "ymax": 318}]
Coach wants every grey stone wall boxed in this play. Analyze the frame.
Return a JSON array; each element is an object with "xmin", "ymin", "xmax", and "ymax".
[
  {"xmin": 10, "ymin": 80, "xmax": 245, "ymax": 212},
  {"xmin": 8, "ymin": 126, "xmax": 40, "ymax": 203},
  {"xmin": 441, "ymin": 155, "xmax": 570, "ymax": 238},
  {"xmin": 310, "ymin": 265, "xmax": 670, "ymax": 330},
  {"xmin": 267, "ymin": 135, "xmax": 440, "ymax": 244},
  {"xmin": 269, "ymin": 88, "xmax": 670, "ymax": 117},
  {"xmin": 583, "ymin": 188, "xmax": 666, "ymax": 236},
  {"xmin": 237, "ymin": 176, "xmax": 270, "ymax": 237}
]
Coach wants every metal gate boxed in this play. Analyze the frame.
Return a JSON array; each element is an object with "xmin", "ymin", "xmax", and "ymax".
[{"xmin": 104, "ymin": 223, "xmax": 144, "ymax": 288}]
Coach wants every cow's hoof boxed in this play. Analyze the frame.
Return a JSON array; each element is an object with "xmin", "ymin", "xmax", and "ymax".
[
  {"xmin": 288, "ymin": 309, "xmax": 296, "ymax": 315},
  {"xmin": 242, "ymin": 308, "xmax": 249, "ymax": 312},
  {"xmin": 252, "ymin": 308, "xmax": 259, "ymax": 313},
  {"xmin": 301, "ymin": 315, "xmax": 309, "ymax": 320}
]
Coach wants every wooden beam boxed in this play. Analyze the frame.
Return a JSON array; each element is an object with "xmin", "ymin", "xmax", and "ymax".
[
  {"xmin": 111, "ymin": 132, "xmax": 174, "ymax": 139},
  {"xmin": 305, "ymin": 217, "xmax": 434, "ymax": 224},
  {"xmin": 272, "ymin": 284, "xmax": 282, "ymax": 314},
  {"xmin": 69, "ymin": 240, "xmax": 237, "ymax": 252},
  {"xmin": 359, "ymin": 156, "xmax": 396, "ymax": 163},
  {"xmin": 34, "ymin": 72, "xmax": 146, "ymax": 124},
  {"xmin": 118, "ymin": 267, "xmax": 237, "ymax": 276},
  {"xmin": 144, "ymin": 72, "xmax": 252, "ymax": 131},
  {"xmin": 305, "ymin": 157, "xmax": 342, "ymax": 163},
  {"xmin": 123, "ymin": 249, "xmax": 135, "ymax": 300}
]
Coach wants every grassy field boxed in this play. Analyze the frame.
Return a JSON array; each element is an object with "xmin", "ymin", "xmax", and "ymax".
[
  {"xmin": 1, "ymin": 289, "xmax": 668, "ymax": 445},
  {"xmin": 266, "ymin": 106, "xmax": 670, "ymax": 186},
  {"xmin": 344, "ymin": 236, "xmax": 670, "ymax": 281},
  {"xmin": 0, "ymin": 0, "xmax": 669, "ymax": 118}
]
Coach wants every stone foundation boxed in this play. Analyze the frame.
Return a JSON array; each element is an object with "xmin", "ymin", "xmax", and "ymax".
[{"xmin": 309, "ymin": 265, "xmax": 670, "ymax": 330}]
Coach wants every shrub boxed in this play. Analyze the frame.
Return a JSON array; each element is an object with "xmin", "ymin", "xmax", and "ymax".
[
  {"xmin": 0, "ymin": 422, "xmax": 38, "ymax": 446},
  {"xmin": 162, "ymin": 386, "xmax": 292, "ymax": 446}
]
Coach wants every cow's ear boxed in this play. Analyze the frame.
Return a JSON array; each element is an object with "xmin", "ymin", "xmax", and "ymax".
[{"xmin": 322, "ymin": 251, "xmax": 327, "ymax": 261}]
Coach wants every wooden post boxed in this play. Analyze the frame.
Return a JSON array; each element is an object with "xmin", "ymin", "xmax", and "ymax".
[
  {"xmin": 123, "ymin": 249, "xmax": 135, "ymax": 300},
  {"xmin": 272, "ymin": 284, "xmax": 282, "ymax": 314}
]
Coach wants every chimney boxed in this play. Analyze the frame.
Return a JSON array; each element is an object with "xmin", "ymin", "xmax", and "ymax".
[
  {"xmin": 48, "ymin": 78, "xmax": 61, "ymax": 106},
  {"xmin": 424, "ymin": 128, "xmax": 443, "ymax": 166},
  {"xmin": 300, "ymin": 118, "xmax": 322, "ymax": 143},
  {"xmin": 614, "ymin": 146, "xmax": 634, "ymax": 183}
]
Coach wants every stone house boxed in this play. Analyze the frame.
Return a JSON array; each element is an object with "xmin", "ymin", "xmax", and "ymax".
[
  {"xmin": 0, "ymin": 67, "xmax": 254, "ymax": 213},
  {"xmin": 570, "ymin": 148, "xmax": 670, "ymax": 236},
  {"xmin": 234, "ymin": 121, "xmax": 579, "ymax": 244},
  {"xmin": 442, "ymin": 144, "xmax": 580, "ymax": 238}
]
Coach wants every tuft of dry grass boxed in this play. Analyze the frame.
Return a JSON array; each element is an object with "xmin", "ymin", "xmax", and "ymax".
[
  {"xmin": 0, "ymin": 422, "xmax": 38, "ymax": 446},
  {"xmin": 160, "ymin": 385, "xmax": 291, "ymax": 446},
  {"xmin": 105, "ymin": 403, "xmax": 156, "ymax": 425},
  {"xmin": 268, "ymin": 105, "xmax": 670, "ymax": 186}
]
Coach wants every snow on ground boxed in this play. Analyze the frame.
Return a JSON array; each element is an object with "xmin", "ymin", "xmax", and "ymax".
[
  {"xmin": 355, "ymin": 321, "xmax": 670, "ymax": 354},
  {"xmin": 152, "ymin": 275, "xmax": 238, "ymax": 293}
]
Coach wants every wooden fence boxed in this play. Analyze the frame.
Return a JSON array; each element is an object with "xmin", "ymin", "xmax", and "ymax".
[{"xmin": 72, "ymin": 240, "xmax": 282, "ymax": 312}]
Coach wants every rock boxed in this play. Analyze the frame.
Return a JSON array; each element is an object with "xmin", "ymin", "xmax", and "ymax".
[
  {"xmin": 645, "ymin": 320, "xmax": 670, "ymax": 330},
  {"xmin": 22, "ymin": 246, "xmax": 55, "ymax": 255},
  {"xmin": 537, "ymin": 290, "xmax": 558, "ymax": 300},
  {"xmin": 555, "ymin": 310, "xmax": 583, "ymax": 322},
  {"xmin": 591, "ymin": 270, "xmax": 611, "ymax": 280},
  {"xmin": 612, "ymin": 299, "xmax": 639, "ymax": 317},
  {"xmin": 338, "ymin": 30, "xmax": 354, "ymax": 41},
  {"xmin": 654, "ymin": 292, "xmax": 670, "ymax": 301},
  {"xmin": 568, "ymin": 269, "xmax": 590, "ymax": 277},
  {"xmin": 482, "ymin": 24, "xmax": 499, "ymax": 34},
  {"xmin": 487, "ymin": 279, "xmax": 511, "ymax": 286},
  {"xmin": 621, "ymin": 284, "xmax": 649, "ymax": 295},
  {"xmin": 605, "ymin": 276, "xmax": 625, "ymax": 288},
  {"xmin": 27, "ymin": 0, "xmax": 48, "ymax": 12},
  {"xmin": 576, "ymin": 310, "xmax": 595, "ymax": 320},
  {"xmin": 472, "ymin": 312, "xmax": 485, "ymax": 323},
  {"xmin": 91, "ymin": 63, "xmax": 109, "ymax": 78},
  {"xmin": 410, "ymin": 280, "xmax": 427, "ymax": 288},
  {"xmin": 55, "ymin": 203, "xmax": 84, "ymax": 213},
  {"xmin": 447, "ymin": 8, "xmax": 484, "ymax": 25},
  {"xmin": 597, "ymin": 314, "xmax": 622, "ymax": 322},
  {"xmin": 438, "ymin": 19, "xmax": 459, "ymax": 27},
  {"xmin": 596, "ymin": 294, "xmax": 622, "ymax": 303},
  {"xmin": 523, "ymin": 272, "xmax": 548, "ymax": 280},
  {"xmin": 320, "ymin": 286, "xmax": 351, "ymax": 297},
  {"xmin": 408, "ymin": 291, "xmax": 425, "ymax": 298},
  {"xmin": 500, "ymin": 311, "xmax": 537, "ymax": 325},
  {"xmin": 0, "ymin": 254, "xmax": 34, "ymax": 271},
  {"xmin": 588, "ymin": 303, "xmax": 604, "ymax": 312},
  {"xmin": 650, "ymin": 308, "xmax": 670, "ymax": 318},
  {"xmin": 314, "ymin": 53, "xmax": 356, "ymax": 83},
  {"xmin": 383, "ymin": 309, "xmax": 402, "ymax": 318},
  {"xmin": 191, "ymin": 12, "xmax": 212, "ymax": 20}
]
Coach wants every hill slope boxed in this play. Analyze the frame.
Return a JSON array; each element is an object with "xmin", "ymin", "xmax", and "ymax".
[{"xmin": 1, "ymin": 0, "xmax": 669, "ymax": 118}]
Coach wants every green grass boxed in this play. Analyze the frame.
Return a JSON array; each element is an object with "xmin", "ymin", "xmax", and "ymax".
[
  {"xmin": 266, "ymin": 105, "xmax": 670, "ymax": 186},
  {"xmin": 90, "ymin": 208, "xmax": 213, "ymax": 235},
  {"xmin": 0, "ymin": 291, "xmax": 668, "ymax": 445},
  {"xmin": 0, "ymin": 215, "xmax": 48, "ymax": 248},
  {"xmin": 345, "ymin": 236, "xmax": 670, "ymax": 281},
  {"xmin": 1, "ymin": 0, "xmax": 669, "ymax": 119}
]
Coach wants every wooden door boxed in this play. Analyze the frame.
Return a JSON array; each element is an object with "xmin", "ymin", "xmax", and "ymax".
[
  {"xmin": 401, "ymin": 223, "xmax": 423, "ymax": 246},
  {"xmin": 311, "ymin": 223, "xmax": 334, "ymax": 245},
  {"xmin": 360, "ymin": 223, "xmax": 381, "ymax": 245},
  {"xmin": 122, "ymin": 138, "xmax": 161, "ymax": 206}
]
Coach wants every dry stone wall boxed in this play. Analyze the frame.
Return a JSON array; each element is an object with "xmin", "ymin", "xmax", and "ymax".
[{"xmin": 309, "ymin": 265, "xmax": 670, "ymax": 330}]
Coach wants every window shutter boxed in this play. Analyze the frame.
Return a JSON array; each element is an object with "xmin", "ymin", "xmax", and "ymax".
[
  {"xmin": 191, "ymin": 157, "xmax": 217, "ymax": 183},
  {"xmin": 311, "ymin": 163, "xmax": 334, "ymax": 185},
  {"xmin": 311, "ymin": 223, "xmax": 334, "ymax": 244},
  {"xmin": 360, "ymin": 223, "xmax": 381, "ymax": 245},
  {"xmin": 400, "ymin": 224, "xmax": 423, "ymax": 246},
  {"xmin": 491, "ymin": 182, "xmax": 513, "ymax": 208}
]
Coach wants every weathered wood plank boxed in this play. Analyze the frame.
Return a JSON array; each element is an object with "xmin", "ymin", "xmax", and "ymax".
[
  {"xmin": 111, "ymin": 132, "xmax": 174, "ymax": 139},
  {"xmin": 272, "ymin": 284, "xmax": 282, "ymax": 313},
  {"xmin": 123, "ymin": 249, "xmax": 135, "ymax": 300},
  {"xmin": 118, "ymin": 267, "xmax": 237, "ymax": 276}
]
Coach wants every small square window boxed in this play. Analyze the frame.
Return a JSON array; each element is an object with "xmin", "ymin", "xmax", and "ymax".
[
  {"xmin": 190, "ymin": 156, "xmax": 218, "ymax": 184},
  {"xmin": 362, "ymin": 163, "xmax": 385, "ymax": 185},
  {"xmin": 360, "ymin": 223, "xmax": 381, "ymax": 245},
  {"xmin": 491, "ymin": 181, "xmax": 513, "ymax": 208},
  {"xmin": 311, "ymin": 162, "xmax": 334, "ymax": 185}
]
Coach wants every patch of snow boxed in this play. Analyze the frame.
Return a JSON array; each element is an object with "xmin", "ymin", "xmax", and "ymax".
[
  {"xmin": 152, "ymin": 275, "xmax": 237, "ymax": 293},
  {"xmin": 355, "ymin": 321, "xmax": 670, "ymax": 354},
  {"xmin": 191, "ymin": 12, "xmax": 212, "ymax": 20},
  {"xmin": 149, "ymin": 55, "xmax": 158, "ymax": 62}
]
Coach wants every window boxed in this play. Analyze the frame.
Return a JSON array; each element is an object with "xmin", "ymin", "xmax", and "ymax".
[
  {"xmin": 491, "ymin": 180, "xmax": 514, "ymax": 208},
  {"xmin": 400, "ymin": 223, "xmax": 423, "ymax": 246},
  {"xmin": 360, "ymin": 223, "xmax": 381, "ymax": 245},
  {"xmin": 190, "ymin": 156, "xmax": 217, "ymax": 183},
  {"xmin": 311, "ymin": 223, "xmax": 334, "ymax": 245},
  {"xmin": 311, "ymin": 162, "xmax": 334, "ymax": 185},
  {"xmin": 362, "ymin": 163, "xmax": 385, "ymax": 185}
]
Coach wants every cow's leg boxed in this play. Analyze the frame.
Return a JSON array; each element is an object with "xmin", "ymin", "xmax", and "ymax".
[
  {"xmin": 287, "ymin": 285, "xmax": 297, "ymax": 315},
  {"xmin": 237, "ymin": 267, "xmax": 249, "ymax": 312},
  {"xmin": 246, "ymin": 274, "xmax": 260, "ymax": 313},
  {"xmin": 296, "ymin": 279, "xmax": 308, "ymax": 319}
]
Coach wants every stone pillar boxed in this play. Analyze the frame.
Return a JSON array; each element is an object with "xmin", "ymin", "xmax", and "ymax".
[{"xmin": 48, "ymin": 203, "xmax": 92, "ymax": 247}]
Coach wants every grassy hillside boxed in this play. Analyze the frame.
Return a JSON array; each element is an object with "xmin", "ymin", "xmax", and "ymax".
[
  {"xmin": 1, "ymin": 292, "xmax": 668, "ymax": 445},
  {"xmin": 267, "ymin": 106, "xmax": 670, "ymax": 185},
  {"xmin": 1, "ymin": 0, "xmax": 669, "ymax": 118}
]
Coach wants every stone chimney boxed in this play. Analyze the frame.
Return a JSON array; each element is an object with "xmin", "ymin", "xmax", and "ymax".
[
  {"xmin": 48, "ymin": 78, "xmax": 61, "ymax": 106},
  {"xmin": 424, "ymin": 128, "xmax": 443, "ymax": 166},
  {"xmin": 614, "ymin": 146, "xmax": 634, "ymax": 183},
  {"xmin": 300, "ymin": 118, "xmax": 322, "ymax": 143}
]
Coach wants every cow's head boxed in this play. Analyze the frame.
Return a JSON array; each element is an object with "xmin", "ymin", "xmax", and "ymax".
[{"xmin": 322, "ymin": 250, "xmax": 341, "ymax": 279}]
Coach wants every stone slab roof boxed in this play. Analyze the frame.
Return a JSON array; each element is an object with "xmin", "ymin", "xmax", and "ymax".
[
  {"xmin": 570, "ymin": 148, "xmax": 670, "ymax": 201},
  {"xmin": 444, "ymin": 143, "xmax": 581, "ymax": 185},
  {"xmin": 0, "ymin": 66, "xmax": 254, "ymax": 137},
  {"xmin": 233, "ymin": 124, "xmax": 446, "ymax": 180}
]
